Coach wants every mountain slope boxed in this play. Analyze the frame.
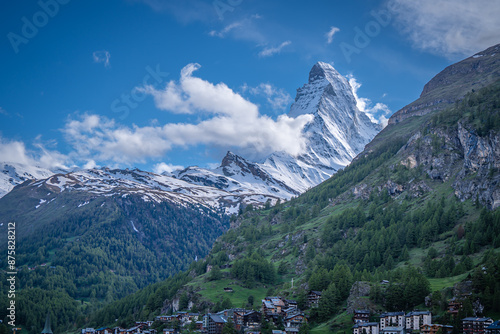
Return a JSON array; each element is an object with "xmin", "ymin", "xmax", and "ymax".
[
  {"xmin": 389, "ymin": 43, "xmax": 500, "ymax": 124},
  {"xmin": 0, "ymin": 162, "xmax": 59, "ymax": 198},
  {"xmin": 0, "ymin": 168, "xmax": 229, "ymax": 313}
]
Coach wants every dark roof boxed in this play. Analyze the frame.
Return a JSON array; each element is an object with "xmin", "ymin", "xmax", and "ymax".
[
  {"xmin": 463, "ymin": 317, "xmax": 492, "ymax": 322},
  {"xmin": 487, "ymin": 321, "xmax": 500, "ymax": 330},
  {"xmin": 406, "ymin": 311, "xmax": 431, "ymax": 316},
  {"xmin": 209, "ymin": 314, "xmax": 227, "ymax": 324},
  {"xmin": 355, "ymin": 310, "xmax": 370, "ymax": 314},
  {"xmin": 309, "ymin": 290, "xmax": 322, "ymax": 296},
  {"xmin": 381, "ymin": 312, "xmax": 405, "ymax": 317}
]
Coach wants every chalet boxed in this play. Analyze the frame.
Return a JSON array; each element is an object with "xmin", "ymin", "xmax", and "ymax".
[
  {"xmin": 285, "ymin": 328, "xmax": 299, "ymax": 334},
  {"xmin": 141, "ymin": 330, "xmax": 156, "ymax": 334},
  {"xmin": 95, "ymin": 328, "xmax": 110, "ymax": 334},
  {"xmin": 463, "ymin": 317, "xmax": 494, "ymax": 334},
  {"xmin": 284, "ymin": 313, "xmax": 306, "ymax": 329},
  {"xmin": 155, "ymin": 315, "xmax": 171, "ymax": 323},
  {"xmin": 380, "ymin": 326, "xmax": 405, "ymax": 334},
  {"xmin": 206, "ymin": 314, "xmax": 227, "ymax": 334},
  {"xmin": 135, "ymin": 322, "xmax": 153, "ymax": 328},
  {"xmin": 195, "ymin": 321, "xmax": 203, "ymax": 331},
  {"xmin": 263, "ymin": 299, "xmax": 276, "ymax": 315},
  {"xmin": 228, "ymin": 309, "xmax": 260, "ymax": 330},
  {"xmin": 223, "ymin": 287, "xmax": 234, "ymax": 292},
  {"xmin": 188, "ymin": 313, "xmax": 200, "ymax": 323},
  {"xmin": 284, "ymin": 299, "xmax": 298, "ymax": 309},
  {"xmin": 162, "ymin": 329, "xmax": 175, "ymax": 334},
  {"xmin": 262, "ymin": 297, "xmax": 285, "ymax": 315},
  {"xmin": 486, "ymin": 321, "xmax": 500, "ymax": 334},
  {"xmin": 354, "ymin": 310, "xmax": 370, "ymax": 323},
  {"xmin": 307, "ymin": 290, "xmax": 322, "ymax": 308},
  {"xmin": 447, "ymin": 298, "xmax": 462, "ymax": 315},
  {"xmin": 243, "ymin": 310, "xmax": 261, "ymax": 329},
  {"xmin": 420, "ymin": 324, "xmax": 453, "ymax": 334},
  {"xmin": 380, "ymin": 312, "xmax": 405, "ymax": 329},
  {"xmin": 125, "ymin": 326, "xmax": 141, "ymax": 334},
  {"xmin": 232, "ymin": 309, "xmax": 245, "ymax": 331},
  {"xmin": 353, "ymin": 322, "xmax": 379, "ymax": 334},
  {"xmin": 112, "ymin": 327, "xmax": 125, "ymax": 334},
  {"xmin": 405, "ymin": 311, "xmax": 431, "ymax": 331}
]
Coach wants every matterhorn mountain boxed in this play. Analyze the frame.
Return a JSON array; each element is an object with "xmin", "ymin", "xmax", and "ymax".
[
  {"xmin": 175, "ymin": 62, "xmax": 382, "ymax": 197},
  {"xmin": 262, "ymin": 62, "xmax": 382, "ymax": 192}
]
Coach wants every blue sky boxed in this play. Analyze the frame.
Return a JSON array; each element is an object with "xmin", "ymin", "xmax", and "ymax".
[{"xmin": 0, "ymin": 0, "xmax": 499, "ymax": 173}]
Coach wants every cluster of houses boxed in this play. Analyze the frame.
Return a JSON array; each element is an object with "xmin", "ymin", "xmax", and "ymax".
[
  {"xmin": 81, "ymin": 322, "xmax": 157, "ymax": 334},
  {"xmin": 352, "ymin": 310, "xmax": 500, "ymax": 334},
  {"xmin": 82, "ymin": 292, "xmax": 500, "ymax": 334},
  {"xmin": 84, "ymin": 295, "xmax": 308, "ymax": 334},
  {"xmin": 261, "ymin": 296, "xmax": 307, "ymax": 332}
]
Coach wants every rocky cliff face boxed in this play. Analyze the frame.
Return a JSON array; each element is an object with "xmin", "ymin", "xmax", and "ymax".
[{"xmin": 395, "ymin": 120, "xmax": 500, "ymax": 209}]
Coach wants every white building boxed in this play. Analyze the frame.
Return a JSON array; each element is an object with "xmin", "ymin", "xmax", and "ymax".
[
  {"xmin": 380, "ymin": 312, "xmax": 405, "ymax": 329},
  {"xmin": 405, "ymin": 311, "xmax": 432, "ymax": 331},
  {"xmin": 353, "ymin": 322, "xmax": 380, "ymax": 334}
]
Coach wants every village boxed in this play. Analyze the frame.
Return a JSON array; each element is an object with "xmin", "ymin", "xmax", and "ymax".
[{"xmin": 83, "ymin": 291, "xmax": 500, "ymax": 334}]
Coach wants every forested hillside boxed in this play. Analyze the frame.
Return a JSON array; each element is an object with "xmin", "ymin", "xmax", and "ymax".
[{"xmin": 0, "ymin": 190, "xmax": 228, "ymax": 333}]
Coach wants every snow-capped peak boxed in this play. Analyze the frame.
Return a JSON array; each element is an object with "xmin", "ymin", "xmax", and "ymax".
[
  {"xmin": 262, "ymin": 62, "xmax": 382, "ymax": 192},
  {"xmin": 308, "ymin": 61, "xmax": 343, "ymax": 84}
]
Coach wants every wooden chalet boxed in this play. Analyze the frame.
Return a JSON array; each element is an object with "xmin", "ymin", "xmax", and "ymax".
[
  {"xmin": 421, "ymin": 324, "xmax": 453, "ymax": 334},
  {"xmin": 307, "ymin": 290, "xmax": 322, "ymax": 308},
  {"xmin": 354, "ymin": 310, "xmax": 370, "ymax": 323}
]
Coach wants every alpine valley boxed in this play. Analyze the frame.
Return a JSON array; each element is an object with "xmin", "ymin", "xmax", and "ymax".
[{"xmin": 1, "ymin": 43, "xmax": 500, "ymax": 334}]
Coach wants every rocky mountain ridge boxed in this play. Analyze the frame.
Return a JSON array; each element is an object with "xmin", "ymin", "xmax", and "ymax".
[{"xmin": 389, "ymin": 44, "xmax": 500, "ymax": 125}]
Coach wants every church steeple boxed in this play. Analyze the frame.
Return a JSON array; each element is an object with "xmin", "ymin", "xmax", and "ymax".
[{"xmin": 42, "ymin": 313, "xmax": 53, "ymax": 334}]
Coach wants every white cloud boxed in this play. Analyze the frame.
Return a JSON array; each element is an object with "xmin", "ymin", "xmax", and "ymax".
[
  {"xmin": 209, "ymin": 22, "xmax": 243, "ymax": 38},
  {"xmin": 64, "ymin": 64, "xmax": 313, "ymax": 165},
  {"xmin": 0, "ymin": 107, "xmax": 7, "ymax": 116},
  {"xmin": 64, "ymin": 114, "xmax": 173, "ymax": 164},
  {"xmin": 348, "ymin": 75, "xmax": 391, "ymax": 127},
  {"xmin": 153, "ymin": 162, "xmax": 184, "ymax": 175},
  {"xmin": 93, "ymin": 50, "xmax": 111, "ymax": 68},
  {"xmin": 258, "ymin": 40, "xmax": 291, "ymax": 57},
  {"xmin": 388, "ymin": 0, "xmax": 500, "ymax": 58},
  {"xmin": 83, "ymin": 160, "xmax": 98, "ymax": 169},
  {"xmin": 325, "ymin": 26, "xmax": 340, "ymax": 44},
  {"xmin": 248, "ymin": 83, "xmax": 292, "ymax": 111},
  {"xmin": 0, "ymin": 136, "xmax": 70, "ymax": 170},
  {"xmin": 208, "ymin": 15, "xmax": 266, "ymax": 44}
]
